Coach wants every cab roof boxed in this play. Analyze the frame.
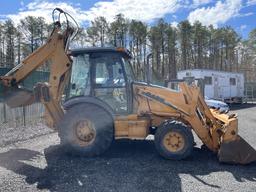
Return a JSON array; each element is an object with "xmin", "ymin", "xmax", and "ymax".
[{"xmin": 71, "ymin": 47, "xmax": 132, "ymax": 58}]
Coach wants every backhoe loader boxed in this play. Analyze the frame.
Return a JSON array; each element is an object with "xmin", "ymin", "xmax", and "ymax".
[{"xmin": 0, "ymin": 8, "xmax": 255, "ymax": 164}]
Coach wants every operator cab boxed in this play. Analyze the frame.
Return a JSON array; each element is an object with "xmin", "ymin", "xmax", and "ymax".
[{"xmin": 67, "ymin": 47, "xmax": 135, "ymax": 114}]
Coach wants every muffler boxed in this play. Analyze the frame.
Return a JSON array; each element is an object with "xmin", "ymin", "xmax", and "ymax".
[{"xmin": 218, "ymin": 135, "xmax": 256, "ymax": 165}]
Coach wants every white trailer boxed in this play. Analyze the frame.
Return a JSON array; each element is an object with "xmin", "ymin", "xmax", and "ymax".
[{"xmin": 177, "ymin": 69, "xmax": 244, "ymax": 103}]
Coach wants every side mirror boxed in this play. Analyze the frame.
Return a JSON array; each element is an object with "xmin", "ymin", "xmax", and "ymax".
[{"xmin": 71, "ymin": 83, "xmax": 76, "ymax": 89}]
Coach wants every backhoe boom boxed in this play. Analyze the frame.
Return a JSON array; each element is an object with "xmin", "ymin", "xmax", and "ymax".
[{"xmin": 0, "ymin": 20, "xmax": 73, "ymax": 128}]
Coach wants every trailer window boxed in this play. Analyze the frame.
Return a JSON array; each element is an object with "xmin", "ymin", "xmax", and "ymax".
[
  {"xmin": 204, "ymin": 76, "xmax": 212, "ymax": 85},
  {"xmin": 230, "ymin": 78, "xmax": 236, "ymax": 86}
]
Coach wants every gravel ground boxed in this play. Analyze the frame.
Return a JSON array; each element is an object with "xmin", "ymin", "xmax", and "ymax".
[
  {"xmin": 0, "ymin": 104, "xmax": 255, "ymax": 192},
  {"xmin": 0, "ymin": 121, "xmax": 53, "ymax": 147}
]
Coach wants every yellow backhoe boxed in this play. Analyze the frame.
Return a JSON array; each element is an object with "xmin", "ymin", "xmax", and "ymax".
[{"xmin": 0, "ymin": 8, "xmax": 255, "ymax": 164}]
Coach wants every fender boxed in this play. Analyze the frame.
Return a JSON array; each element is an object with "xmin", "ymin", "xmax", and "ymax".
[{"xmin": 63, "ymin": 96, "xmax": 115, "ymax": 119}]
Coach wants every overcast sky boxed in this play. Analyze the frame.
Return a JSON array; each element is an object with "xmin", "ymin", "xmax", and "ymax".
[{"xmin": 0, "ymin": 0, "xmax": 255, "ymax": 38}]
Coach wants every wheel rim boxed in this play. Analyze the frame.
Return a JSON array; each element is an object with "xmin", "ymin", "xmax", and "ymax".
[
  {"xmin": 163, "ymin": 131, "xmax": 185, "ymax": 153},
  {"xmin": 74, "ymin": 119, "xmax": 96, "ymax": 146}
]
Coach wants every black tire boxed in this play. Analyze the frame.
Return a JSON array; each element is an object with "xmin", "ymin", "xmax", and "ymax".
[
  {"xmin": 154, "ymin": 121, "xmax": 194, "ymax": 160},
  {"xmin": 59, "ymin": 103, "xmax": 114, "ymax": 156}
]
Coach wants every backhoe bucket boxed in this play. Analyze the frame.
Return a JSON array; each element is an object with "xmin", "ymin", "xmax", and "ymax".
[
  {"xmin": 218, "ymin": 135, "xmax": 256, "ymax": 165},
  {"xmin": 2, "ymin": 87, "xmax": 35, "ymax": 108}
]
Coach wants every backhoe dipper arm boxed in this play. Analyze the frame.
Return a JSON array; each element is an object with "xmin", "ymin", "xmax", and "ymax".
[{"xmin": 0, "ymin": 19, "xmax": 74, "ymax": 129}]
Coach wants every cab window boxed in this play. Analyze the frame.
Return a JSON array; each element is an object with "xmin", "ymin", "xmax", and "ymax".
[
  {"xmin": 69, "ymin": 54, "xmax": 91, "ymax": 97},
  {"xmin": 92, "ymin": 53, "xmax": 128, "ymax": 114},
  {"xmin": 93, "ymin": 53, "xmax": 125, "ymax": 87}
]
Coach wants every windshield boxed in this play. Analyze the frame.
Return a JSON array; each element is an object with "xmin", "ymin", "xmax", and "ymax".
[{"xmin": 68, "ymin": 53, "xmax": 90, "ymax": 98}]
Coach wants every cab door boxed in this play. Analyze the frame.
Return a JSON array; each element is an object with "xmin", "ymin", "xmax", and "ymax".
[{"xmin": 91, "ymin": 52, "xmax": 129, "ymax": 114}]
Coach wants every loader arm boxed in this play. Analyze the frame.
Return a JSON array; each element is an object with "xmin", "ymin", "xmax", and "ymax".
[
  {"xmin": 0, "ymin": 10, "xmax": 74, "ymax": 129},
  {"xmin": 135, "ymin": 82, "xmax": 256, "ymax": 164},
  {"xmin": 135, "ymin": 83, "xmax": 227, "ymax": 151}
]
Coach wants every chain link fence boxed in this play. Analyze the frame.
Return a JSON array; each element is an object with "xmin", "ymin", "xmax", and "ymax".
[{"xmin": 245, "ymin": 82, "xmax": 256, "ymax": 102}]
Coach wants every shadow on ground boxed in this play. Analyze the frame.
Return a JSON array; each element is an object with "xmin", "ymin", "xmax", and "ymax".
[
  {"xmin": 0, "ymin": 140, "xmax": 255, "ymax": 192},
  {"xmin": 229, "ymin": 103, "xmax": 256, "ymax": 111}
]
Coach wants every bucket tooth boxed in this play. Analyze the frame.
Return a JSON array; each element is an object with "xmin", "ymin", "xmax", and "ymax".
[{"xmin": 218, "ymin": 135, "xmax": 256, "ymax": 165}]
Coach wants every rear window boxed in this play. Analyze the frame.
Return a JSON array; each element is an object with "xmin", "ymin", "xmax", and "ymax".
[
  {"xmin": 204, "ymin": 76, "xmax": 212, "ymax": 85},
  {"xmin": 230, "ymin": 78, "xmax": 236, "ymax": 85}
]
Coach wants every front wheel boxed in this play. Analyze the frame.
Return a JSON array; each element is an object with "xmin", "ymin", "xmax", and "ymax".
[
  {"xmin": 154, "ymin": 121, "xmax": 194, "ymax": 160},
  {"xmin": 59, "ymin": 103, "xmax": 114, "ymax": 156}
]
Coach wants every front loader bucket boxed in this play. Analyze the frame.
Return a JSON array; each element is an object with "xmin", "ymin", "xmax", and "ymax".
[
  {"xmin": 2, "ymin": 87, "xmax": 35, "ymax": 108},
  {"xmin": 218, "ymin": 135, "xmax": 256, "ymax": 165}
]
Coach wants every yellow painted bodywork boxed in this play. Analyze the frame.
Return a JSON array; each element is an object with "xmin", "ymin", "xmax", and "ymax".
[
  {"xmin": 0, "ymin": 23, "xmax": 239, "ymax": 154},
  {"xmin": 114, "ymin": 82, "xmax": 238, "ymax": 152},
  {"xmin": 115, "ymin": 114, "xmax": 150, "ymax": 139}
]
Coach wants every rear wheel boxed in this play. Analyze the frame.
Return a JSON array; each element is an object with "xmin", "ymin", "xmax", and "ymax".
[
  {"xmin": 155, "ymin": 121, "xmax": 194, "ymax": 160},
  {"xmin": 59, "ymin": 103, "xmax": 114, "ymax": 156}
]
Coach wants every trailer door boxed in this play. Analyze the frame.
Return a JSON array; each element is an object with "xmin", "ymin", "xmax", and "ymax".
[
  {"xmin": 218, "ymin": 75, "xmax": 227, "ymax": 100},
  {"xmin": 237, "ymin": 76, "xmax": 242, "ymax": 97},
  {"xmin": 204, "ymin": 75, "xmax": 214, "ymax": 98},
  {"xmin": 230, "ymin": 77, "xmax": 236, "ymax": 98},
  {"xmin": 213, "ymin": 75, "xmax": 219, "ymax": 99}
]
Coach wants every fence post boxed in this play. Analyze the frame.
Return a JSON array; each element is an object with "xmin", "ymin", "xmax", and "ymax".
[
  {"xmin": 22, "ymin": 106, "xmax": 26, "ymax": 126},
  {"xmin": 253, "ymin": 85, "xmax": 255, "ymax": 104},
  {"xmin": 3, "ymin": 103, "xmax": 7, "ymax": 123}
]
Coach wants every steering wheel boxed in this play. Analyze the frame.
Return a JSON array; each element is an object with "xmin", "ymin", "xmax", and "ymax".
[{"xmin": 113, "ymin": 77, "xmax": 124, "ymax": 86}]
